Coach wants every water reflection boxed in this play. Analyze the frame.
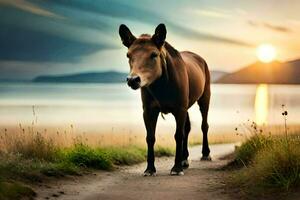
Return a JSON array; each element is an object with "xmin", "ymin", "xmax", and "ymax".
[
  {"xmin": 0, "ymin": 83, "xmax": 299, "ymax": 133},
  {"xmin": 255, "ymin": 84, "xmax": 269, "ymax": 125}
]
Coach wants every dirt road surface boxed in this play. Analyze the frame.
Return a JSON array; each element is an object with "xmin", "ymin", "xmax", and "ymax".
[{"xmin": 34, "ymin": 144, "xmax": 236, "ymax": 200}]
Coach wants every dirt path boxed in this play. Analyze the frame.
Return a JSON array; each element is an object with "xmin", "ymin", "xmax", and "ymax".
[{"xmin": 34, "ymin": 144, "xmax": 236, "ymax": 200}]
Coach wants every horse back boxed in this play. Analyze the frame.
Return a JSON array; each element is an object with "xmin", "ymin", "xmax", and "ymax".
[{"xmin": 180, "ymin": 51, "xmax": 209, "ymax": 107}]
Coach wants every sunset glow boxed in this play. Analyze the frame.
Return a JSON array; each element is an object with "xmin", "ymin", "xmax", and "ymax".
[
  {"xmin": 256, "ymin": 44, "xmax": 277, "ymax": 63},
  {"xmin": 255, "ymin": 84, "xmax": 269, "ymax": 125}
]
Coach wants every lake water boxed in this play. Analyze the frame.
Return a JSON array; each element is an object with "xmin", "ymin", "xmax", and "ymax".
[{"xmin": 0, "ymin": 83, "xmax": 299, "ymax": 134}]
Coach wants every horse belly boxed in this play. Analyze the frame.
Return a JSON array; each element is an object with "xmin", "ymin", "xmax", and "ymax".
[{"xmin": 188, "ymin": 66, "xmax": 205, "ymax": 107}]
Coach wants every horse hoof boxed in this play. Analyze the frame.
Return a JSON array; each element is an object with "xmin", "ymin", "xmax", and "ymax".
[
  {"xmin": 143, "ymin": 169, "xmax": 156, "ymax": 176},
  {"xmin": 143, "ymin": 172, "xmax": 156, "ymax": 176},
  {"xmin": 170, "ymin": 166, "xmax": 184, "ymax": 176},
  {"xmin": 170, "ymin": 170, "xmax": 184, "ymax": 176},
  {"xmin": 181, "ymin": 160, "xmax": 189, "ymax": 169},
  {"xmin": 201, "ymin": 155, "xmax": 212, "ymax": 161}
]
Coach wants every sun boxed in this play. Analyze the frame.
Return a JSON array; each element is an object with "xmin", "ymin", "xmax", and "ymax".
[{"xmin": 256, "ymin": 44, "xmax": 277, "ymax": 63}]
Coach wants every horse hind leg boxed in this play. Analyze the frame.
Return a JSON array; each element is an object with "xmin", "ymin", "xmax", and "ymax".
[
  {"xmin": 197, "ymin": 92, "xmax": 211, "ymax": 161},
  {"xmin": 182, "ymin": 112, "xmax": 191, "ymax": 169}
]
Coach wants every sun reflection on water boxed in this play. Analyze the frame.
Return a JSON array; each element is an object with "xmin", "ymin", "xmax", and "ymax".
[{"xmin": 255, "ymin": 84, "xmax": 269, "ymax": 125}]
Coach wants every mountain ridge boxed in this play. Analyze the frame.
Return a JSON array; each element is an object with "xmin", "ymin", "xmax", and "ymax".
[{"xmin": 216, "ymin": 59, "xmax": 300, "ymax": 84}]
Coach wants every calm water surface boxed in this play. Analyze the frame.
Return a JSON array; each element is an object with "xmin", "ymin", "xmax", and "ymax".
[{"xmin": 0, "ymin": 83, "xmax": 299, "ymax": 134}]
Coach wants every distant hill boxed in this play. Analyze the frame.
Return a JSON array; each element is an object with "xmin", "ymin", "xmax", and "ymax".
[
  {"xmin": 210, "ymin": 70, "xmax": 228, "ymax": 82},
  {"xmin": 216, "ymin": 59, "xmax": 300, "ymax": 84},
  {"xmin": 33, "ymin": 70, "xmax": 227, "ymax": 83},
  {"xmin": 33, "ymin": 71, "xmax": 127, "ymax": 83}
]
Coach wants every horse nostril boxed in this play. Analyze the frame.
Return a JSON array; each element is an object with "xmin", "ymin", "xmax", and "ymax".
[
  {"xmin": 126, "ymin": 76, "xmax": 130, "ymax": 82},
  {"xmin": 134, "ymin": 76, "xmax": 141, "ymax": 83},
  {"xmin": 127, "ymin": 75, "xmax": 141, "ymax": 89}
]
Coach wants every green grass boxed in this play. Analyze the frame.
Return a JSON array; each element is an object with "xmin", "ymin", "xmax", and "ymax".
[
  {"xmin": 64, "ymin": 144, "xmax": 114, "ymax": 170},
  {"xmin": 0, "ymin": 135, "xmax": 174, "ymax": 199},
  {"xmin": 251, "ymin": 139, "xmax": 300, "ymax": 190},
  {"xmin": 0, "ymin": 181, "xmax": 36, "ymax": 200},
  {"xmin": 230, "ymin": 132, "xmax": 300, "ymax": 196},
  {"xmin": 234, "ymin": 133, "xmax": 273, "ymax": 166},
  {"xmin": 0, "ymin": 143, "xmax": 174, "ymax": 181},
  {"xmin": 62, "ymin": 143, "xmax": 173, "ymax": 170}
]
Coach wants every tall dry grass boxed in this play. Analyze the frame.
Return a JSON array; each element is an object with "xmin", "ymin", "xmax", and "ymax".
[
  {"xmin": 1, "ymin": 120, "xmax": 299, "ymax": 159},
  {"xmin": 230, "ymin": 105, "xmax": 300, "ymax": 195}
]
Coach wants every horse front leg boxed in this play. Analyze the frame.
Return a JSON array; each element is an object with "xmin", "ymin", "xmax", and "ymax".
[
  {"xmin": 171, "ymin": 109, "xmax": 187, "ymax": 175},
  {"xmin": 143, "ymin": 107, "xmax": 159, "ymax": 176}
]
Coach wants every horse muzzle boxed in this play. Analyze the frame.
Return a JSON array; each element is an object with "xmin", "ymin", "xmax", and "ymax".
[{"xmin": 126, "ymin": 75, "xmax": 141, "ymax": 90}]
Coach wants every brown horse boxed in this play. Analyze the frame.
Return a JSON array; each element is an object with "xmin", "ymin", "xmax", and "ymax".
[{"xmin": 119, "ymin": 24, "xmax": 211, "ymax": 176}]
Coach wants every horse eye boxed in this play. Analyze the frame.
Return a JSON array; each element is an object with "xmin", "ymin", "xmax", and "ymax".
[
  {"xmin": 126, "ymin": 53, "xmax": 131, "ymax": 58},
  {"xmin": 150, "ymin": 52, "xmax": 158, "ymax": 59}
]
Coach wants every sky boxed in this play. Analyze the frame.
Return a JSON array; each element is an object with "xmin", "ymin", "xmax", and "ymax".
[{"xmin": 0, "ymin": 0, "xmax": 300, "ymax": 80}]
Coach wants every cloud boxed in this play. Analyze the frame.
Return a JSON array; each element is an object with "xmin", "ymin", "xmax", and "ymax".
[
  {"xmin": 167, "ymin": 23, "xmax": 253, "ymax": 47},
  {"xmin": 262, "ymin": 22, "xmax": 291, "ymax": 33},
  {"xmin": 0, "ymin": 25, "xmax": 117, "ymax": 62},
  {"xmin": 0, "ymin": 3, "xmax": 119, "ymax": 62},
  {"xmin": 48, "ymin": 1, "xmax": 252, "ymax": 47},
  {"xmin": 189, "ymin": 8, "xmax": 233, "ymax": 19},
  {"xmin": 0, "ymin": 0, "xmax": 63, "ymax": 19},
  {"xmin": 247, "ymin": 20, "xmax": 291, "ymax": 33},
  {"xmin": 0, "ymin": 0, "xmax": 253, "ymax": 65}
]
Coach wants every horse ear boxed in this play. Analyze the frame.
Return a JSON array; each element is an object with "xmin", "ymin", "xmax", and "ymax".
[
  {"xmin": 119, "ymin": 24, "xmax": 136, "ymax": 48},
  {"xmin": 152, "ymin": 23, "xmax": 167, "ymax": 49}
]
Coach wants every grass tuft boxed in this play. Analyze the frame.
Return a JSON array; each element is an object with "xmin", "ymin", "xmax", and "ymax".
[
  {"xmin": 103, "ymin": 146, "xmax": 146, "ymax": 165},
  {"xmin": 154, "ymin": 145, "xmax": 174, "ymax": 157},
  {"xmin": 251, "ymin": 139, "xmax": 300, "ymax": 190},
  {"xmin": 0, "ymin": 122, "xmax": 177, "ymax": 200},
  {"xmin": 0, "ymin": 181, "xmax": 36, "ymax": 200},
  {"xmin": 234, "ymin": 133, "xmax": 272, "ymax": 166},
  {"xmin": 230, "ymin": 112, "xmax": 300, "ymax": 195},
  {"xmin": 234, "ymin": 136, "xmax": 300, "ymax": 192},
  {"xmin": 64, "ymin": 143, "xmax": 113, "ymax": 170}
]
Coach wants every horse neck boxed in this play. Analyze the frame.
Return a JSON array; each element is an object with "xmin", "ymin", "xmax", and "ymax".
[{"xmin": 146, "ymin": 44, "xmax": 181, "ymax": 98}]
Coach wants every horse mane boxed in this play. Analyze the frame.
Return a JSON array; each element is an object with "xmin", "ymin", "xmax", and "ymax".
[
  {"xmin": 163, "ymin": 42, "xmax": 181, "ymax": 58},
  {"xmin": 159, "ymin": 41, "xmax": 183, "ymax": 83}
]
